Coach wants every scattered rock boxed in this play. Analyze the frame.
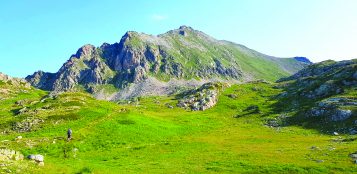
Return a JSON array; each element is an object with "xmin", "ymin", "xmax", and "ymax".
[
  {"xmin": 166, "ymin": 104, "xmax": 174, "ymax": 109},
  {"xmin": 333, "ymin": 132, "xmax": 339, "ymax": 136},
  {"xmin": 266, "ymin": 119, "xmax": 279, "ymax": 127},
  {"xmin": 227, "ymin": 94, "xmax": 237, "ymax": 99},
  {"xmin": 16, "ymin": 107, "xmax": 28, "ymax": 115},
  {"xmin": 15, "ymin": 99, "xmax": 28, "ymax": 106},
  {"xmin": 0, "ymin": 149, "xmax": 24, "ymax": 161},
  {"xmin": 245, "ymin": 105, "xmax": 260, "ymax": 113},
  {"xmin": 310, "ymin": 146, "xmax": 320, "ymax": 150},
  {"xmin": 328, "ymin": 147, "xmax": 336, "ymax": 151},
  {"xmin": 315, "ymin": 159, "xmax": 324, "ymax": 163},
  {"xmin": 12, "ymin": 117, "xmax": 44, "ymax": 132}
]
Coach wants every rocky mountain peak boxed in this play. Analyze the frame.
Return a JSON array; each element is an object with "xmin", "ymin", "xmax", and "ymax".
[
  {"xmin": 179, "ymin": 25, "xmax": 193, "ymax": 30},
  {"xmin": 74, "ymin": 44, "xmax": 96, "ymax": 58},
  {"xmin": 178, "ymin": 26, "xmax": 194, "ymax": 36},
  {"xmin": 25, "ymin": 26, "xmax": 309, "ymax": 100},
  {"xmin": 162, "ymin": 25, "xmax": 199, "ymax": 37},
  {"xmin": 121, "ymin": 31, "xmax": 139, "ymax": 41}
]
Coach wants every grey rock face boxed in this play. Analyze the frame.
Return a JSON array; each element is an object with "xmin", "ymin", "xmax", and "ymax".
[
  {"xmin": 27, "ymin": 44, "xmax": 115, "ymax": 92},
  {"xmin": 25, "ymin": 71, "xmax": 56, "ymax": 90}
]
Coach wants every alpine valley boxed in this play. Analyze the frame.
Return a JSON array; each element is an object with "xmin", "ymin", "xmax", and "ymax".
[{"xmin": 0, "ymin": 26, "xmax": 356, "ymax": 174}]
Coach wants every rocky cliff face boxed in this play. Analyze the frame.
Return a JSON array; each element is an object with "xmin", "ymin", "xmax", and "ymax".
[
  {"xmin": 26, "ymin": 44, "xmax": 115, "ymax": 92},
  {"xmin": 26, "ymin": 26, "xmax": 310, "ymax": 100}
]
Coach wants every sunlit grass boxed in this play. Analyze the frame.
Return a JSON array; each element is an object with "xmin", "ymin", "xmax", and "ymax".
[{"xmin": 0, "ymin": 83, "xmax": 356, "ymax": 173}]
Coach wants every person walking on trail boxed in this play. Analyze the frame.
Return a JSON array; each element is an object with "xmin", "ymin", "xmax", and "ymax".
[{"xmin": 67, "ymin": 128, "xmax": 72, "ymax": 141}]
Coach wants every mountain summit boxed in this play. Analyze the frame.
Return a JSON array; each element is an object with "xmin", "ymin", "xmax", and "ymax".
[{"xmin": 26, "ymin": 26, "xmax": 310, "ymax": 100}]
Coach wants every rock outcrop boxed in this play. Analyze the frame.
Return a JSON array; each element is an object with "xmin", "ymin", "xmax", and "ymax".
[
  {"xmin": 177, "ymin": 82, "xmax": 227, "ymax": 111},
  {"xmin": 0, "ymin": 72, "xmax": 31, "ymax": 89},
  {"xmin": 309, "ymin": 99, "xmax": 354, "ymax": 122},
  {"xmin": 0, "ymin": 149, "xmax": 24, "ymax": 161},
  {"xmin": 276, "ymin": 59, "xmax": 357, "ymax": 134}
]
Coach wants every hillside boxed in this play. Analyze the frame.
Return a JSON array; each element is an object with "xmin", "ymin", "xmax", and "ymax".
[
  {"xmin": 1, "ymin": 61, "xmax": 357, "ymax": 173},
  {"xmin": 26, "ymin": 26, "xmax": 310, "ymax": 100},
  {"xmin": 275, "ymin": 59, "xmax": 357, "ymax": 134}
]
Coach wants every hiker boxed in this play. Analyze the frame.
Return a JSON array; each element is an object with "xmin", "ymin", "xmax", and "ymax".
[{"xmin": 67, "ymin": 128, "xmax": 72, "ymax": 141}]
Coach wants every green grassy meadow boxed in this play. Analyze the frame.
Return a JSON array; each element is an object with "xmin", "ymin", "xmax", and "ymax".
[{"xmin": 0, "ymin": 83, "xmax": 356, "ymax": 173}]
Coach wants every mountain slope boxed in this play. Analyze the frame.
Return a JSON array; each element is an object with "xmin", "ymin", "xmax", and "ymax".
[
  {"xmin": 1, "ymin": 74, "xmax": 356, "ymax": 173},
  {"xmin": 275, "ymin": 59, "xmax": 357, "ymax": 134},
  {"xmin": 26, "ymin": 26, "xmax": 310, "ymax": 100}
]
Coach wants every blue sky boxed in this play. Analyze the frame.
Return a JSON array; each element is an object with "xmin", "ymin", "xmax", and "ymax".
[{"xmin": 1, "ymin": 0, "xmax": 357, "ymax": 77}]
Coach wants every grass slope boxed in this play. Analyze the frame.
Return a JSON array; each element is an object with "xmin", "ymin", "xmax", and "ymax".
[{"xmin": 0, "ymin": 82, "xmax": 356, "ymax": 173}]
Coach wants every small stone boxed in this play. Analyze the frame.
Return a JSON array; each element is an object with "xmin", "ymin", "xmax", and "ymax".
[
  {"xmin": 34, "ymin": 155, "xmax": 44, "ymax": 162},
  {"xmin": 165, "ymin": 104, "xmax": 174, "ymax": 109},
  {"xmin": 310, "ymin": 146, "xmax": 319, "ymax": 150},
  {"xmin": 316, "ymin": 159, "xmax": 324, "ymax": 163},
  {"xmin": 333, "ymin": 132, "xmax": 339, "ymax": 136},
  {"xmin": 227, "ymin": 94, "xmax": 237, "ymax": 99}
]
